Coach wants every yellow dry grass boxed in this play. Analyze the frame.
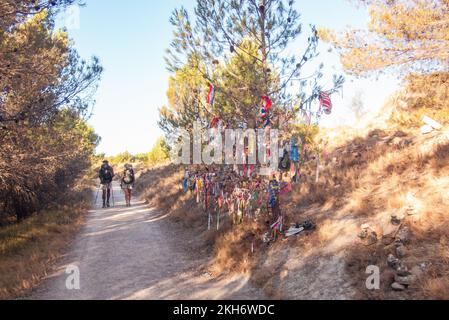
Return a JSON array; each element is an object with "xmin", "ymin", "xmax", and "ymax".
[
  {"xmin": 137, "ymin": 113, "xmax": 449, "ymax": 299},
  {"xmin": 0, "ymin": 176, "xmax": 92, "ymax": 300}
]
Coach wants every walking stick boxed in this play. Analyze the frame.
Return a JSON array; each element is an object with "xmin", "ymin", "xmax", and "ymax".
[
  {"xmin": 111, "ymin": 184, "xmax": 115, "ymax": 207},
  {"xmin": 94, "ymin": 184, "xmax": 101, "ymax": 206}
]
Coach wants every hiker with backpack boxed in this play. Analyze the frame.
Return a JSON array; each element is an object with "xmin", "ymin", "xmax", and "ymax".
[
  {"xmin": 99, "ymin": 160, "xmax": 115, "ymax": 208},
  {"xmin": 121, "ymin": 163, "xmax": 135, "ymax": 207}
]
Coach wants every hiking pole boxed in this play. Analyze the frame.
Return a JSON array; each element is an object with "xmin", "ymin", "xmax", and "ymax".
[
  {"xmin": 111, "ymin": 185, "xmax": 115, "ymax": 207},
  {"xmin": 94, "ymin": 184, "xmax": 101, "ymax": 206}
]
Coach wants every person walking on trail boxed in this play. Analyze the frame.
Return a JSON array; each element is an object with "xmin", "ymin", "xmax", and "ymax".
[
  {"xmin": 99, "ymin": 160, "xmax": 114, "ymax": 208},
  {"xmin": 121, "ymin": 163, "xmax": 135, "ymax": 207}
]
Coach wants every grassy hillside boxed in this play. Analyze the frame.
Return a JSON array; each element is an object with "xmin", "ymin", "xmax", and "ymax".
[{"xmin": 136, "ymin": 97, "xmax": 449, "ymax": 299}]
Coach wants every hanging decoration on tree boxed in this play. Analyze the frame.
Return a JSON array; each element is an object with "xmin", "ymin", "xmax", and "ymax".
[
  {"xmin": 261, "ymin": 107, "xmax": 267, "ymax": 119},
  {"xmin": 261, "ymin": 95, "xmax": 272, "ymax": 111},
  {"xmin": 319, "ymin": 91, "xmax": 332, "ymax": 115},
  {"xmin": 263, "ymin": 118, "xmax": 271, "ymax": 128},
  {"xmin": 207, "ymin": 83, "xmax": 215, "ymax": 106},
  {"xmin": 259, "ymin": 95, "xmax": 272, "ymax": 125},
  {"xmin": 210, "ymin": 116, "xmax": 220, "ymax": 128}
]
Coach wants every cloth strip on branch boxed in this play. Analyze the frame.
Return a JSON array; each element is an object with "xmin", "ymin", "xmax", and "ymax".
[
  {"xmin": 210, "ymin": 116, "xmax": 220, "ymax": 128},
  {"xmin": 261, "ymin": 95, "xmax": 272, "ymax": 111},
  {"xmin": 319, "ymin": 91, "xmax": 332, "ymax": 115},
  {"xmin": 207, "ymin": 84, "xmax": 215, "ymax": 105}
]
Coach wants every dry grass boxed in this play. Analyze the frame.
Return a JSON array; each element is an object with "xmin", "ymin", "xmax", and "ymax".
[
  {"xmin": 258, "ymin": 125, "xmax": 449, "ymax": 299},
  {"xmin": 0, "ymin": 176, "xmax": 92, "ymax": 300},
  {"xmin": 313, "ymin": 126, "xmax": 449, "ymax": 299},
  {"xmin": 137, "ymin": 165, "xmax": 267, "ymax": 276},
  {"xmin": 137, "ymin": 117, "xmax": 449, "ymax": 299}
]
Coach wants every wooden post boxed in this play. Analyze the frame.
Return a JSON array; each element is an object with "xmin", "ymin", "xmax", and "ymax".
[{"xmin": 217, "ymin": 210, "xmax": 220, "ymax": 231}]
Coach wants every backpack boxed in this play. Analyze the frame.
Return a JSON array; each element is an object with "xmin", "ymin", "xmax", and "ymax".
[
  {"xmin": 188, "ymin": 178, "xmax": 196, "ymax": 191},
  {"xmin": 99, "ymin": 165, "xmax": 113, "ymax": 183},
  {"xmin": 279, "ymin": 149, "xmax": 291, "ymax": 171},
  {"xmin": 123, "ymin": 168, "xmax": 135, "ymax": 185}
]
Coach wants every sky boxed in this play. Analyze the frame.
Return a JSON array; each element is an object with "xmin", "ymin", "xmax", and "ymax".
[{"xmin": 57, "ymin": 0, "xmax": 399, "ymax": 156}]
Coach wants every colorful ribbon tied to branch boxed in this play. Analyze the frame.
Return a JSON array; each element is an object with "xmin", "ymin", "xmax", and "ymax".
[
  {"xmin": 207, "ymin": 84, "xmax": 215, "ymax": 105},
  {"xmin": 210, "ymin": 116, "xmax": 220, "ymax": 128},
  {"xmin": 260, "ymin": 95, "xmax": 272, "ymax": 120},
  {"xmin": 261, "ymin": 95, "xmax": 272, "ymax": 111},
  {"xmin": 319, "ymin": 91, "xmax": 332, "ymax": 115},
  {"xmin": 263, "ymin": 118, "xmax": 271, "ymax": 128}
]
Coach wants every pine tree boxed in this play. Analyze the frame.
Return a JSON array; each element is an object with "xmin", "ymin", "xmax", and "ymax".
[
  {"xmin": 318, "ymin": 0, "xmax": 449, "ymax": 76},
  {"xmin": 163, "ymin": 0, "xmax": 344, "ymax": 134},
  {"xmin": 0, "ymin": 1, "xmax": 102, "ymax": 221}
]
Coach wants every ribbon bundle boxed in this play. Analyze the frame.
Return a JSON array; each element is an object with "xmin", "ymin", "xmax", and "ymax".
[
  {"xmin": 260, "ymin": 95, "xmax": 272, "ymax": 128},
  {"xmin": 207, "ymin": 84, "xmax": 215, "ymax": 105},
  {"xmin": 319, "ymin": 91, "xmax": 332, "ymax": 115}
]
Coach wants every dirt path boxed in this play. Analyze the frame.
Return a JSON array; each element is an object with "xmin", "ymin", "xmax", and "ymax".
[{"xmin": 29, "ymin": 182, "xmax": 265, "ymax": 300}]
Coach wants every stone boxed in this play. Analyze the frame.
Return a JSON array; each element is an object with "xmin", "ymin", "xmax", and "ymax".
[
  {"xmin": 394, "ymin": 131, "xmax": 408, "ymax": 138},
  {"xmin": 391, "ymin": 214, "xmax": 404, "ymax": 226},
  {"xmin": 395, "ymin": 274, "xmax": 417, "ymax": 286},
  {"xmin": 423, "ymin": 116, "xmax": 443, "ymax": 130},
  {"xmin": 396, "ymin": 263, "xmax": 411, "ymax": 277},
  {"xmin": 367, "ymin": 231, "xmax": 378, "ymax": 246},
  {"xmin": 359, "ymin": 224, "xmax": 372, "ymax": 239},
  {"xmin": 391, "ymin": 137, "xmax": 402, "ymax": 146},
  {"xmin": 382, "ymin": 235, "xmax": 396, "ymax": 246},
  {"xmin": 383, "ymin": 223, "xmax": 400, "ymax": 238},
  {"xmin": 391, "ymin": 282, "xmax": 406, "ymax": 291},
  {"xmin": 361, "ymin": 223, "xmax": 371, "ymax": 230},
  {"xmin": 396, "ymin": 226, "xmax": 411, "ymax": 245},
  {"xmin": 421, "ymin": 125, "xmax": 434, "ymax": 135},
  {"xmin": 396, "ymin": 245, "xmax": 407, "ymax": 258},
  {"xmin": 387, "ymin": 254, "xmax": 400, "ymax": 269},
  {"xmin": 359, "ymin": 229, "xmax": 368, "ymax": 239}
]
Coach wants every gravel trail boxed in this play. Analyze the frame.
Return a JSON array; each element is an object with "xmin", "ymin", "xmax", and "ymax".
[{"xmin": 30, "ymin": 182, "xmax": 265, "ymax": 300}]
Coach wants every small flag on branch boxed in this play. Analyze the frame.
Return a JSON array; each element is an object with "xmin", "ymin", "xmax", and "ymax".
[
  {"xmin": 261, "ymin": 95, "xmax": 272, "ymax": 111},
  {"xmin": 210, "ymin": 116, "xmax": 220, "ymax": 128},
  {"xmin": 319, "ymin": 91, "xmax": 332, "ymax": 115},
  {"xmin": 263, "ymin": 118, "xmax": 271, "ymax": 128},
  {"xmin": 207, "ymin": 84, "xmax": 215, "ymax": 105}
]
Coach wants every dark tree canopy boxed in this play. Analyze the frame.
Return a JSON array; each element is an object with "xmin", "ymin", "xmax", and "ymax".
[{"xmin": 0, "ymin": 1, "xmax": 102, "ymax": 221}]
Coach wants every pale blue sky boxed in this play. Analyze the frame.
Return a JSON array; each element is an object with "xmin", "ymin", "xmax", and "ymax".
[{"xmin": 58, "ymin": 0, "xmax": 398, "ymax": 156}]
